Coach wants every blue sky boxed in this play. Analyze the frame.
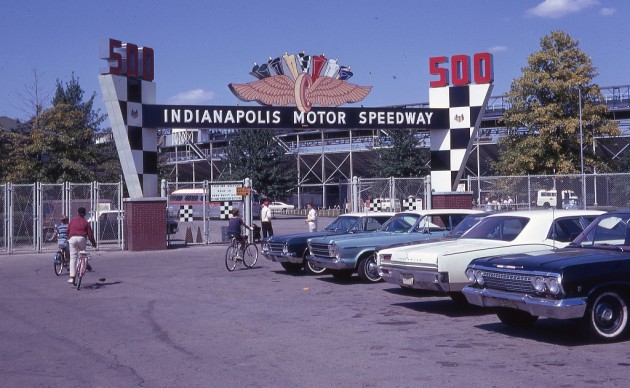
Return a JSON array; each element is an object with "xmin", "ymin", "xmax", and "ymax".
[{"xmin": 1, "ymin": 0, "xmax": 628, "ymax": 127}]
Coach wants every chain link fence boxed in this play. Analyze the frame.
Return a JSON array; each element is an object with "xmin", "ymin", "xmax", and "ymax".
[
  {"xmin": 355, "ymin": 177, "xmax": 427, "ymax": 212},
  {"xmin": 467, "ymin": 173, "xmax": 630, "ymax": 211},
  {"xmin": 1, "ymin": 182, "xmax": 123, "ymax": 255},
  {"xmin": 165, "ymin": 179, "xmax": 255, "ymax": 245}
]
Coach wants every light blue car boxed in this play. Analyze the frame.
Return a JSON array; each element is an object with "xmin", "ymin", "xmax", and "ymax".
[
  {"xmin": 306, "ymin": 209, "xmax": 484, "ymax": 282},
  {"xmin": 261, "ymin": 212, "xmax": 395, "ymax": 274}
]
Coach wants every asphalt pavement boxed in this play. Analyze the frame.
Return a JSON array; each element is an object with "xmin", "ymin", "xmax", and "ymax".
[{"xmin": 1, "ymin": 216, "xmax": 630, "ymax": 387}]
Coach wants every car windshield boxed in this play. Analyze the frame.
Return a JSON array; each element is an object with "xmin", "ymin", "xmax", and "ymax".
[
  {"xmin": 461, "ymin": 216, "xmax": 529, "ymax": 242},
  {"xmin": 323, "ymin": 216, "xmax": 360, "ymax": 232},
  {"xmin": 574, "ymin": 213, "xmax": 630, "ymax": 248},
  {"xmin": 379, "ymin": 213, "xmax": 421, "ymax": 233}
]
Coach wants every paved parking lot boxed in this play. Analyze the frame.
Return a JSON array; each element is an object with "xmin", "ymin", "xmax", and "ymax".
[{"xmin": 2, "ymin": 216, "xmax": 630, "ymax": 387}]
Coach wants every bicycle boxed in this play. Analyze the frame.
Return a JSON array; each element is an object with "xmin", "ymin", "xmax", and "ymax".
[
  {"xmin": 73, "ymin": 251, "xmax": 92, "ymax": 290},
  {"xmin": 225, "ymin": 235, "xmax": 258, "ymax": 271},
  {"xmin": 53, "ymin": 249, "xmax": 70, "ymax": 276}
]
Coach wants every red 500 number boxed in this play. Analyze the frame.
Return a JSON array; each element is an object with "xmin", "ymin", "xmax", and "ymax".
[
  {"xmin": 101, "ymin": 38, "xmax": 154, "ymax": 81},
  {"xmin": 429, "ymin": 53, "xmax": 493, "ymax": 88}
]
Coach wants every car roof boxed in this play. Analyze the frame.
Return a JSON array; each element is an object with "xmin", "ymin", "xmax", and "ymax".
[
  {"xmin": 486, "ymin": 209, "xmax": 604, "ymax": 219},
  {"xmin": 341, "ymin": 212, "xmax": 397, "ymax": 217},
  {"xmin": 398, "ymin": 209, "xmax": 484, "ymax": 216}
]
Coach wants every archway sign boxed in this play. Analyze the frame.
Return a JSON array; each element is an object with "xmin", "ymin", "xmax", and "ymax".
[{"xmin": 99, "ymin": 39, "xmax": 493, "ymax": 198}]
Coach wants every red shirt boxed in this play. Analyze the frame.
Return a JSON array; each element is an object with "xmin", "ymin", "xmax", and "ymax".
[{"xmin": 68, "ymin": 216, "xmax": 96, "ymax": 244}]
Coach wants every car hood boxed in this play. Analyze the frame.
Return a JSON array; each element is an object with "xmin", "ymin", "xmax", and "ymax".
[
  {"xmin": 267, "ymin": 230, "xmax": 341, "ymax": 244},
  {"xmin": 385, "ymin": 239, "xmax": 515, "ymax": 265},
  {"xmin": 471, "ymin": 247, "xmax": 629, "ymax": 272},
  {"xmin": 310, "ymin": 230, "xmax": 448, "ymax": 246}
]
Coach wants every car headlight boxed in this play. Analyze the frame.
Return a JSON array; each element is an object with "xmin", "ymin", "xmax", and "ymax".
[
  {"xmin": 329, "ymin": 243, "xmax": 339, "ymax": 259},
  {"xmin": 465, "ymin": 268, "xmax": 484, "ymax": 285},
  {"xmin": 283, "ymin": 243, "xmax": 288, "ymax": 255},
  {"xmin": 465, "ymin": 268, "xmax": 475, "ymax": 284},
  {"xmin": 546, "ymin": 277, "xmax": 561, "ymax": 295},
  {"xmin": 530, "ymin": 275, "xmax": 563, "ymax": 295},
  {"xmin": 262, "ymin": 243, "xmax": 269, "ymax": 252},
  {"xmin": 474, "ymin": 270, "xmax": 484, "ymax": 286},
  {"xmin": 532, "ymin": 276, "xmax": 546, "ymax": 292}
]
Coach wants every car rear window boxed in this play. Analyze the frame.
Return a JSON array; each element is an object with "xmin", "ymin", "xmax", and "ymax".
[{"xmin": 462, "ymin": 216, "xmax": 529, "ymax": 242}]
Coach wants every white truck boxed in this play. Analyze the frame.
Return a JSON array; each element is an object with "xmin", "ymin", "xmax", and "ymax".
[{"xmin": 536, "ymin": 189, "xmax": 579, "ymax": 208}]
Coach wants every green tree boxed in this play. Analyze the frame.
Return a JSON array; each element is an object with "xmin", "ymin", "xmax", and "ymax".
[
  {"xmin": 220, "ymin": 129, "xmax": 296, "ymax": 200},
  {"xmin": 2, "ymin": 74, "xmax": 121, "ymax": 183},
  {"xmin": 369, "ymin": 129, "xmax": 430, "ymax": 177},
  {"xmin": 493, "ymin": 30, "xmax": 619, "ymax": 175}
]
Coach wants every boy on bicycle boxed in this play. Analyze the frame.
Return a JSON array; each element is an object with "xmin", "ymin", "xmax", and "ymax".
[
  {"xmin": 52, "ymin": 215, "xmax": 70, "ymax": 264},
  {"xmin": 227, "ymin": 208, "xmax": 253, "ymax": 249}
]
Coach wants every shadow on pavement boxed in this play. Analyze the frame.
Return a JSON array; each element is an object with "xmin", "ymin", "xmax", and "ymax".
[{"xmin": 473, "ymin": 319, "xmax": 593, "ymax": 347}]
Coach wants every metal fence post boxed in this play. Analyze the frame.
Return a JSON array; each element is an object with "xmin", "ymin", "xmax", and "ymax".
[
  {"xmin": 203, "ymin": 180, "xmax": 209, "ymax": 244},
  {"xmin": 352, "ymin": 176, "xmax": 358, "ymax": 213},
  {"xmin": 527, "ymin": 175, "xmax": 531, "ymax": 210},
  {"xmin": 389, "ymin": 177, "xmax": 395, "ymax": 211},
  {"xmin": 244, "ymin": 178, "xmax": 252, "ymax": 243},
  {"xmin": 425, "ymin": 175, "xmax": 432, "ymax": 210},
  {"xmin": 36, "ymin": 182, "xmax": 42, "ymax": 252},
  {"xmin": 7, "ymin": 183, "xmax": 12, "ymax": 253}
]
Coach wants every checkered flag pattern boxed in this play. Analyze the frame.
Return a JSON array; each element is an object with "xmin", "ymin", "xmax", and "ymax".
[
  {"xmin": 179, "ymin": 205, "xmax": 194, "ymax": 222},
  {"xmin": 403, "ymin": 198, "xmax": 422, "ymax": 211},
  {"xmin": 99, "ymin": 74, "xmax": 158, "ymax": 198},
  {"xmin": 219, "ymin": 202, "xmax": 233, "ymax": 220},
  {"xmin": 429, "ymin": 83, "xmax": 493, "ymax": 192},
  {"xmin": 369, "ymin": 198, "xmax": 382, "ymax": 212}
]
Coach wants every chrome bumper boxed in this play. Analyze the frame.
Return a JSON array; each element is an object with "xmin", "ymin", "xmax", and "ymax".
[
  {"xmin": 462, "ymin": 286, "xmax": 587, "ymax": 319},
  {"xmin": 378, "ymin": 265, "xmax": 459, "ymax": 292},
  {"xmin": 261, "ymin": 252, "xmax": 303, "ymax": 264},
  {"xmin": 306, "ymin": 255, "xmax": 353, "ymax": 270}
]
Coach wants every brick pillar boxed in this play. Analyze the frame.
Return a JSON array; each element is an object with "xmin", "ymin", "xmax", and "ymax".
[
  {"xmin": 431, "ymin": 192, "xmax": 473, "ymax": 210},
  {"xmin": 123, "ymin": 197, "xmax": 167, "ymax": 251}
]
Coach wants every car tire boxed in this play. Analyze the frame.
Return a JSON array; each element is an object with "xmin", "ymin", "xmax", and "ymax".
[
  {"xmin": 496, "ymin": 308, "xmax": 538, "ymax": 328},
  {"xmin": 303, "ymin": 251, "xmax": 326, "ymax": 275},
  {"xmin": 582, "ymin": 290, "xmax": 629, "ymax": 342},
  {"xmin": 280, "ymin": 262, "xmax": 303, "ymax": 273},
  {"xmin": 357, "ymin": 253, "xmax": 381, "ymax": 283}
]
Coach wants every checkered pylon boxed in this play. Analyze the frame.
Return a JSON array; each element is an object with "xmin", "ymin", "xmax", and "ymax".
[
  {"xmin": 179, "ymin": 205, "xmax": 194, "ymax": 222},
  {"xmin": 219, "ymin": 202, "xmax": 233, "ymax": 219},
  {"xmin": 429, "ymin": 83, "xmax": 493, "ymax": 192},
  {"xmin": 402, "ymin": 198, "xmax": 422, "ymax": 211},
  {"xmin": 369, "ymin": 199, "xmax": 382, "ymax": 212}
]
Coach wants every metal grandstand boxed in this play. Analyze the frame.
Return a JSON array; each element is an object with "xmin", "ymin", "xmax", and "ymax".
[{"xmin": 159, "ymin": 84, "xmax": 630, "ymax": 188}]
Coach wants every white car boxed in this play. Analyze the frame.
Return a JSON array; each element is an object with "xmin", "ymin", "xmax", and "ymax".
[
  {"xmin": 376, "ymin": 209, "xmax": 604, "ymax": 303},
  {"xmin": 268, "ymin": 201, "xmax": 295, "ymax": 213}
]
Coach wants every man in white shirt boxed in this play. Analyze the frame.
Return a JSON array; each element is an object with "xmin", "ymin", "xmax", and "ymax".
[
  {"xmin": 261, "ymin": 199, "xmax": 273, "ymax": 239},
  {"xmin": 305, "ymin": 202, "xmax": 317, "ymax": 232}
]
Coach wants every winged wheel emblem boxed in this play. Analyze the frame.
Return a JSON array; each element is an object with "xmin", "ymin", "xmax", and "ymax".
[{"xmin": 229, "ymin": 52, "xmax": 372, "ymax": 113}]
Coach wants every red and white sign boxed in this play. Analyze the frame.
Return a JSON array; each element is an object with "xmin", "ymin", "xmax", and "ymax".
[{"xmin": 429, "ymin": 53, "xmax": 493, "ymax": 88}]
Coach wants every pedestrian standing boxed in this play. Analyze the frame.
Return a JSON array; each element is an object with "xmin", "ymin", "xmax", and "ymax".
[
  {"xmin": 261, "ymin": 199, "xmax": 273, "ymax": 239},
  {"xmin": 305, "ymin": 202, "xmax": 317, "ymax": 232}
]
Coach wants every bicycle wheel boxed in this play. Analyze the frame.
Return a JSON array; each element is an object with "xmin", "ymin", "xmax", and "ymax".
[
  {"xmin": 76, "ymin": 258, "xmax": 86, "ymax": 290},
  {"xmin": 53, "ymin": 251, "xmax": 64, "ymax": 276},
  {"xmin": 225, "ymin": 246, "xmax": 238, "ymax": 271},
  {"xmin": 242, "ymin": 243, "xmax": 258, "ymax": 268}
]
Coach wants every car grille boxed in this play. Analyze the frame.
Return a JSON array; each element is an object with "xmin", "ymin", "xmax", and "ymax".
[
  {"xmin": 309, "ymin": 243, "xmax": 332, "ymax": 258},
  {"xmin": 481, "ymin": 270, "xmax": 535, "ymax": 293},
  {"xmin": 266, "ymin": 242, "xmax": 285, "ymax": 253}
]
